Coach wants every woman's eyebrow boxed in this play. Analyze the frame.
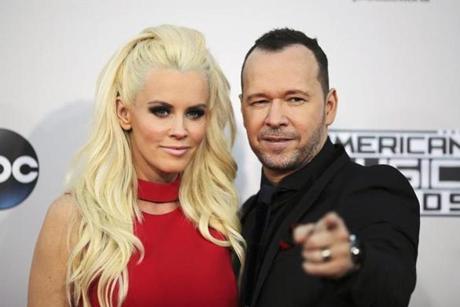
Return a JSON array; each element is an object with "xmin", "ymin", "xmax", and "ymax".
[
  {"xmin": 147, "ymin": 100, "xmax": 172, "ymax": 107},
  {"xmin": 187, "ymin": 103, "xmax": 207, "ymax": 109}
]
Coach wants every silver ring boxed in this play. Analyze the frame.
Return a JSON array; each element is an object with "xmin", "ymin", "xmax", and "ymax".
[{"xmin": 320, "ymin": 248, "xmax": 332, "ymax": 262}]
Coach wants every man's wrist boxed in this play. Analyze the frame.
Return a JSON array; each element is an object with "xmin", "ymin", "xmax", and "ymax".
[{"xmin": 349, "ymin": 234, "xmax": 365, "ymax": 271}]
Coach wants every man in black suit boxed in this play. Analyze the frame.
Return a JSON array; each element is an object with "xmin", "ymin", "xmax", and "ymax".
[{"xmin": 239, "ymin": 28, "xmax": 420, "ymax": 307}]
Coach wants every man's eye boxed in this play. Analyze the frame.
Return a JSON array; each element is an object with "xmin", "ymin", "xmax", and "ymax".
[
  {"xmin": 186, "ymin": 108, "xmax": 206, "ymax": 120},
  {"xmin": 287, "ymin": 97, "xmax": 306, "ymax": 103},
  {"xmin": 251, "ymin": 100, "xmax": 269, "ymax": 106},
  {"xmin": 149, "ymin": 106, "xmax": 170, "ymax": 118}
]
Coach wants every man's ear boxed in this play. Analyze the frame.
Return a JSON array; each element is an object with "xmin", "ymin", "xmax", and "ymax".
[
  {"xmin": 324, "ymin": 88, "xmax": 338, "ymax": 126},
  {"xmin": 116, "ymin": 99, "xmax": 132, "ymax": 131},
  {"xmin": 239, "ymin": 93, "xmax": 248, "ymax": 129}
]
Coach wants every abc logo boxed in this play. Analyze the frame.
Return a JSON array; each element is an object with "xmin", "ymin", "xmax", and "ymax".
[{"xmin": 0, "ymin": 128, "xmax": 39, "ymax": 209}]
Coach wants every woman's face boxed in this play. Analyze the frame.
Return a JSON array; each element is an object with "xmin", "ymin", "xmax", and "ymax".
[{"xmin": 117, "ymin": 68, "xmax": 209, "ymax": 182}]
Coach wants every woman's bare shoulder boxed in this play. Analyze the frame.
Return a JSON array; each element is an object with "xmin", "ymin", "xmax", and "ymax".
[
  {"xmin": 33, "ymin": 193, "xmax": 80, "ymax": 260},
  {"xmin": 48, "ymin": 193, "xmax": 79, "ymax": 219}
]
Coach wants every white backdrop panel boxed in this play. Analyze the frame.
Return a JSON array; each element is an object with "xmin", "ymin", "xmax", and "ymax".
[{"xmin": 0, "ymin": 0, "xmax": 458, "ymax": 306}]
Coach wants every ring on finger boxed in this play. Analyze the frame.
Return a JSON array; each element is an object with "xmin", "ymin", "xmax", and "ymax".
[{"xmin": 320, "ymin": 248, "xmax": 332, "ymax": 262}]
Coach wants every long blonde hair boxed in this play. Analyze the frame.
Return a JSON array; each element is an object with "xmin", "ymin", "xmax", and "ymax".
[{"xmin": 66, "ymin": 25, "xmax": 244, "ymax": 307}]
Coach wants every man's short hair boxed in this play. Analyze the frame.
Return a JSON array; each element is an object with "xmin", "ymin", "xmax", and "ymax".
[{"xmin": 241, "ymin": 28, "xmax": 329, "ymax": 97}]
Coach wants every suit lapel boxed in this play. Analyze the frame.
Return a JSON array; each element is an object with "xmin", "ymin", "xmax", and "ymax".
[
  {"xmin": 241, "ymin": 194, "xmax": 258, "ymax": 225},
  {"xmin": 239, "ymin": 194, "xmax": 259, "ymax": 305},
  {"xmin": 250, "ymin": 151, "xmax": 349, "ymax": 306}
]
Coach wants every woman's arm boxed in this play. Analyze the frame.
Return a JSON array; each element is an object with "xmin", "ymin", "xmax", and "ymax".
[{"xmin": 28, "ymin": 195, "xmax": 77, "ymax": 307}]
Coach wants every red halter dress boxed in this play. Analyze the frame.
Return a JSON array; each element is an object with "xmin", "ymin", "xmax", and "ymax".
[{"xmin": 89, "ymin": 178, "xmax": 238, "ymax": 306}]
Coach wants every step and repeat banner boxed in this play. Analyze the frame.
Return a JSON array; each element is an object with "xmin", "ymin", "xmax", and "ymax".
[{"xmin": 1, "ymin": 0, "xmax": 458, "ymax": 306}]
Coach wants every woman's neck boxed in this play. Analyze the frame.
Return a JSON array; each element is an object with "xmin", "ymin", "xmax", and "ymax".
[{"xmin": 136, "ymin": 176, "xmax": 181, "ymax": 215}]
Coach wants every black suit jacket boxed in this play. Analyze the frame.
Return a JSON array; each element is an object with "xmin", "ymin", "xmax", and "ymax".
[{"xmin": 240, "ymin": 144, "xmax": 420, "ymax": 307}]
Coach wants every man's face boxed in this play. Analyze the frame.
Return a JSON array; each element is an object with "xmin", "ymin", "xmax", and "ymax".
[{"xmin": 241, "ymin": 44, "xmax": 337, "ymax": 182}]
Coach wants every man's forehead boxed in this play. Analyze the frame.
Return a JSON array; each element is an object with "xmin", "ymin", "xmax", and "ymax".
[
  {"xmin": 245, "ymin": 44, "xmax": 318, "ymax": 70},
  {"xmin": 242, "ymin": 45, "xmax": 320, "ymax": 92}
]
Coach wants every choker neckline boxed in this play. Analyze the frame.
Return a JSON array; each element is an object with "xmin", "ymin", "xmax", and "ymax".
[{"xmin": 137, "ymin": 176, "xmax": 180, "ymax": 203}]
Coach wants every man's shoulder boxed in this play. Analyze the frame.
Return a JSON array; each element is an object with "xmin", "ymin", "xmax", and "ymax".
[
  {"xmin": 340, "ymin": 161, "xmax": 413, "ymax": 192},
  {"xmin": 332, "ymin": 141, "xmax": 410, "ymax": 186}
]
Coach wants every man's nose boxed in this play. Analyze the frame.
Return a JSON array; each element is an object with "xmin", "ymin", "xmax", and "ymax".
[{"xmin": 264, "ymin": 99, "xmax": 288, "ymax": 128}]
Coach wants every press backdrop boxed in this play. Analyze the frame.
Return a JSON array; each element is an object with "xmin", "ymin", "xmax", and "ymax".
[{"xmin": 1, "ymin": 0, "xmax": 459, "ymax": 306}]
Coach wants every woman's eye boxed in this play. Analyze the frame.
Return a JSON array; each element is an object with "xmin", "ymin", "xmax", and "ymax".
[
  {"xmin": 149, "ymin": 106, "xmax": 170, "ymax": 118},
  {"xmin": 186, "ymin": 108, "xmax": 206, "ymax": 120}
]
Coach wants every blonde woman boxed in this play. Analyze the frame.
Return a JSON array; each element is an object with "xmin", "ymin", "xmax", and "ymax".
[{"xmin": 28, "ymin": 25, "xmax": 244, "ymax": 307}]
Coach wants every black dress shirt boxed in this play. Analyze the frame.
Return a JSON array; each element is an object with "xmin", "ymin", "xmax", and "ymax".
[{"xmin": 244, "ymin": 138, "xmax": 340, "ymax": 305}]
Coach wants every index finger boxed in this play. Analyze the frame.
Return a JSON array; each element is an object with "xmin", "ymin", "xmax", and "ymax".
[
  {"xmin": 315, "ymin": 212, "xmax": 344, "ymax": 232},
  {"xmin": 293, "ymin": 223, "xmax": 315, "ymax": 244}
]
